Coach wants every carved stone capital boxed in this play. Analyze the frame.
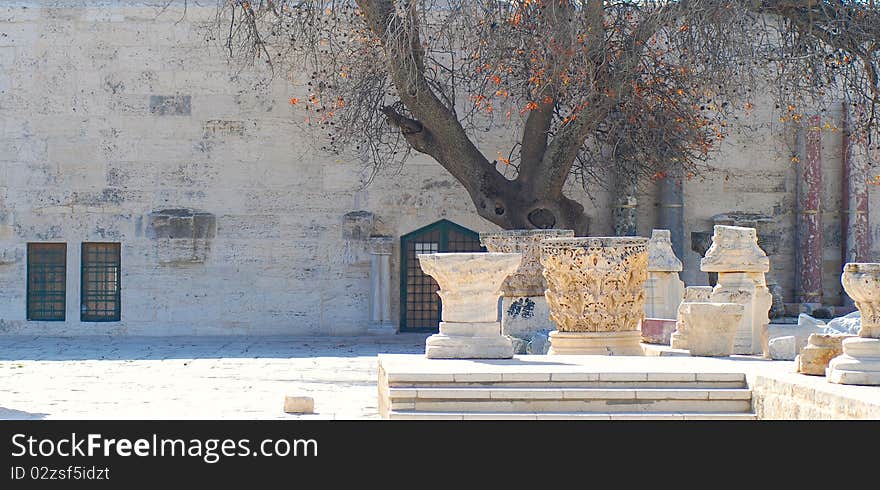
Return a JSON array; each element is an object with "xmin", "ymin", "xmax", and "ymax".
[
  {"xmin": 417, "ymin": 252, "xmax": 521, "ymax": 323},
  {"xmin": 540, "ymin": 236, "xmax": 648, "ymax": 333},
  {"xmin": 479, "ymin": 229, "xmax": 575, "ymax": 297},
  {"xmin": 841, "ymin": 263, "xmax": 880, "ymax": 338},
  {"xmin": 648, "ymin": 229, "xmax": 683, "ymax": 272},
  {"xmin": 368, "ymin": 235, "xmax": 394, "ymax": 255},
  {"xmin": 700, "ymin": 225, "xmax": 769, "ymax": 273}
]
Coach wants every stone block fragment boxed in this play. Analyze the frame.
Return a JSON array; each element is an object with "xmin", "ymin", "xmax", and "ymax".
[
  {"xmin": 768, "ymin": 335, "xmax": 796, "ymax": 360},
  {"xmin": 283, "ymin": 396, "xmax": 315, "ymax": 414}
]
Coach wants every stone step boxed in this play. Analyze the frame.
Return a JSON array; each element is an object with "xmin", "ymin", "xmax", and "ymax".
[
  {"xmin": 384, "ymin": 371, "xmax": 747, "ymax": 389},
  {"xmin": 389, "ymin": 392, "xmax": 752, "ymax": 413},
  {"xmin": 389, "ymin": 387, "xmax": 752, "ymax": 401},
  {"xmin": 387, "ymin": 411, "xmax": 759, "ymax": 420}
]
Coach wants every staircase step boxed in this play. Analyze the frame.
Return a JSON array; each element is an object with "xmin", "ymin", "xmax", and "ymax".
[
  {"xmin": 385, "ymin": 371, "xmax": 747, "ymax": 386},
  {"xmin": 392, "ymin": 398, "xmax": 751, "ymax": 413},
  {"xmin": 389, "ymin": 387, "xmax": 752, "ymax": 401},
  {"xmin": 387, "ymin": 411, "xmax": 758, "ymax": 420}
]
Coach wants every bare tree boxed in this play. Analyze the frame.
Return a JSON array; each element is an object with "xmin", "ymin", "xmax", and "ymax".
[{"xmin": 210, "ymin": 0, "xmax": 880, "ymax": 234}]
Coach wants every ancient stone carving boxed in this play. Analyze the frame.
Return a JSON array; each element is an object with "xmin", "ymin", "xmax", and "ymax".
[
  {"xmin": 540, "ymin": 237, "xmax": 648, "ymax": 333},
  {"xmin": 701, "ymin": 225, "xmax": 770, "ymax": 273},
  {"xmin": 479, "ymin": 229, "xmax": 574, "ymax": 340},
  {"xmin": 670, "ymin": 286, "xmax": 714, "ymax": 349},
  {"xmin": 418, "ymin": 252, "xmax": 521, "ymax": 359},
  {"xmin": 700, "ymin": 225, "xmax": 771, "ymax": 355},
  {"xmin": 828, "ymin": 263, "xmax": 880, "ymax": 385},
  {"xmin": 682, "ymin": 302, "xmax": 745, "ymax": 357},
  {"xmin": 645, "ymin": 229, "xmax": 685, "ymax": 319},
  {"xmin": 479, "ymin": 229, "xmax": 575, "ymax": 297},
  {"xmin": 648, "ymin": 229, "xmax": 683, "ymax": 272},
  {"xmin": 797, "ymin": 333, "xmax": 853, "ymax": 376},
  {"xmin": 540, "ymin": 236, "xmax": 648, "ymax": 355},
  {"xmin": 841, "ymin": 263, "xmax": 880, "ymax": 339}
]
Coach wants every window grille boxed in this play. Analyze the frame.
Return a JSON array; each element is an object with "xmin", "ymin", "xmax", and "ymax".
[
  {"xmin": 27, "ymin": 243, "xmax": 67, "ymax": 321},
  {"xmin": 81, "ymin": 242, "xmax": 121, "ymax": 322}
]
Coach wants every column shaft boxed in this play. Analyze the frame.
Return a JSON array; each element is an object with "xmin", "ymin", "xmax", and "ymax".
[{"xmin": 796, "ymin": 116, "xmax": 824, "ymax": 306}]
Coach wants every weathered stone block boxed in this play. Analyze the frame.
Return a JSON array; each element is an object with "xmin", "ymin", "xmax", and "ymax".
[
  {"xmin": 147, "ymin": 209, "xmax": 215, "ymax": 264},
  {"xmin": 796, "ymin": 333, "xmax": 852, "ymax": 376},
  {"xmin": 283, "ymin": 396, "xmax": 315, "ymax": 414},
  {"xmin": 768, "ymin": 335, "xmax": 796, "ymax": 360},
  {"xmin": 341, "ymin": 211, "xmax": 374, "ymax": 240},
  {"xmin": 641, "ymin": 318, "xmax": 678, "ymax": 345},
  {"xmin": 149, "ymin": 95, "xmax": 191, "ymax": 116}
]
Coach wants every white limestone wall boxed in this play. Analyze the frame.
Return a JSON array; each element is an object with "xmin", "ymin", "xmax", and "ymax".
[{"xmin": 0, "ymin": 2, "xmax": 876, "ymax": 336}]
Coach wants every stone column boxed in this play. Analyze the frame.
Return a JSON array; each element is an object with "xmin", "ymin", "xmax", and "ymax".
[
  {"xmin": 658, "ymin": 170, "xmax": 685, "ymax": 261},
  {"xmin": 419, "ymin": 253, "xmax": 522, "ymax": 359},
  {"xmin": 701, "ymin": 225, "xmax": 772, "ymax": 355},
  {"xmin": 540, "ymin": 236, "xmax": 649, "ymax": 355},
  {"xmin": 828, "ymin": 263, "xmax": 880, "ymax": 385},
  {"xmin": 479, "ymin": 229, "xmax": 574, "ymax": 341},
  {"xmin": 644, "ymin": 229, "xmax": 685, "ymax": 319},
  {"xmin": 367, "ymin": 235, "xmax": 395, "ymax": 335},
  {"xmin": 670, "ymin": 286, "xmax": 714, "ymax": 349},
  {"xmin": 795, "ymin": 117, "xmax": 824, "ymax": 307},
  {"xmin": 841, "ymin": 103, "xmax": 871, "ymax": 308}
]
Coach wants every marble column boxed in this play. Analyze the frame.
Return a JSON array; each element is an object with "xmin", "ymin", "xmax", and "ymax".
[
  {"xmin": 841, "ymin": 103, "xmax": 871, "ymax": 308},
  {"xmin": 479, "ymin": 229, "xmax": 574, "ymax": 340},
  {"xmin": 670, "ymin": 286, "xmax": 714, "ymax": 350},
  {"xmin": 540, "ymin": 236, "xmax": 648, "ymax": 355},
  {"xmin": 828, "ymin": 263, "xmax": 880, "ymax": 385},
  {"xmin": 644, "ymin": 229, "xmax": 685, "ymax": 320},
  {"xmin": 701, "ymin": 225, "xmax": 772, "ymax": 356},
  {"xmin": 795, "ymin": 117, "xmax": 824, "ymax": 307},
  {"xmin": 367, "ymin": 236, "xmax": 396, "ymax": 335},
  {"xmin": 419, "ymin": 252, "xmax": 522, "ymax": 359}
]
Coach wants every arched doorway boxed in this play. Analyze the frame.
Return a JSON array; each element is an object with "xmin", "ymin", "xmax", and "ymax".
[{"xmin": 399, "ymin": 219, "xmax": 485, "ymax": 332}]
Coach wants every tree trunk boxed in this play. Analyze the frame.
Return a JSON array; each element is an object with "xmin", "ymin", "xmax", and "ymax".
[{"xmin": 468, "ymin": 179, "xmax": 591, "ymax": 235}]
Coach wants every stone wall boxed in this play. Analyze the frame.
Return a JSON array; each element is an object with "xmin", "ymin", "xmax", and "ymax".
[
  {"xmin": 0, "ymin": 2, "xmax": 877, "ymax": 335},
  {"xmin": 750, "ymin": 371, "xmax": 880, "ymax": 419}
]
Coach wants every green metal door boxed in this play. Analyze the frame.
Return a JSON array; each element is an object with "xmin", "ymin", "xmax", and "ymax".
[{"xmin": 399, "ymin": 219, "xmax": 485, "ymax": 332}]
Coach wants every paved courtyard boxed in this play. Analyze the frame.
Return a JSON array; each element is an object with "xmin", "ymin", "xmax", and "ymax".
[{"xmin": 0, "ymin": 335, "xmax": 428, "ymax": 420}]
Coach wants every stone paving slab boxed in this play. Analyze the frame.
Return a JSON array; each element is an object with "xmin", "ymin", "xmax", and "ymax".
[{"xmin": 0, "ymin": 335, "xmax": 428, "ymax": 420}]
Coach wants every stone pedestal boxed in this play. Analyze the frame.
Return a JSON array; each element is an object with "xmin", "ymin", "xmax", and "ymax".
[
  {"xmin": 828, "ymin": 263, "xmax": 880, "ymax": 385},
  {"xmin": 701, "ymin": 225, "xmax": 771, "ymax": 356},
  {"xmin": 670, "ymin": 286, "xmax": 714, "ymax": 349},
  {"xmin": 540, "ymin": 236, "xmax": 649, "ymax": 356},
  {"xmin": 641, "ymin": 318, "xmax": 678, "ymax": 345},
  {"xmin": 547, "ymin": 330, "xmax": 643, "ymax": 356},
  {"xmin": 479, "ymin": 229, "xmax": 574, "ymax": 340},
  {"xmin": 644, "ymin": 229, "xmax": 685, "ymax": 320},
  {"xmin": 418, "ymin": 253, "xmax": 522, "ymax": 359},
  {"xmin": 796, "ymin": 333, "xmax": 853, "ymax": 376},
  {"xmin": 682, "ymin": 302, "xmax": 745, "ymax": 357},
  {"xmin": 500, "ymin": 295, "xmax": 553, "ymax": 340}
]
